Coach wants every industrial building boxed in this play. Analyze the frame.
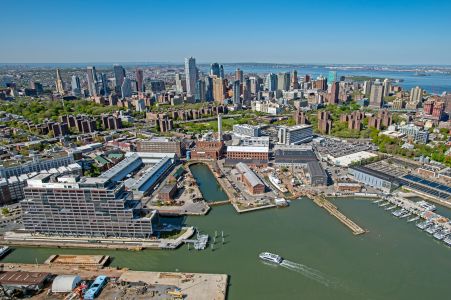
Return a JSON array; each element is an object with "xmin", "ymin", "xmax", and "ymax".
[
  {"xmin": 225, "ymin": 145, "xmax": 269, "ymax": 167},
  {"xmin": 20, "ymin": 174, "xmax": 157, "ymax": 238},
  {"xmin": 306, "ymin": 161, "xmax": 328, "ymax": 186},
  {"xmin": 349, "ymin": 165, "xmax": 400, "ymax": 193},
  {"xmin": 191, "ymin": 141, "xmax": 225, "ymax": 160},
  {"xmin": 235, "ymin": 163, "xmax": 265, "ymax": 195},
  {"xmin": 0, "ymin": 151, "xmax": 74, "ymax": 178},
  {"xmin": 274, "ymin": 147, "xmax": 318, "ymax": 166},
  {"xmin": 125, "ymin": 155, "xmax": 175, "ymax": 198},
  {"xmin": 136, "ymin": 137, "xmax": 184, "ymax": 157},
  {"xmin": 277, "ymin": 124, "xmax": 313, "ymax": 145},
  {"xmin": 232, "ymin": 124, "xmax": 261, "ymax": 137}
]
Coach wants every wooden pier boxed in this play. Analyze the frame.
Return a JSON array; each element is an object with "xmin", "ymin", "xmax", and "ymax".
[{"xmin": 311, "ymin": 196, "xmax": 366, "ymax": 235}]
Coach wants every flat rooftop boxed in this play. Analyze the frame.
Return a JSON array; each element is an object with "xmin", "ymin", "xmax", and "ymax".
[{"xmin": 227, "ymin": 146, "xmax": 269, "ymax": 153}]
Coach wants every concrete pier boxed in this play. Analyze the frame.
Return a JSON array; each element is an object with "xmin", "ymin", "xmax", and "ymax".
[{"xmin": 311, "ymin": 196, "xmax": 366, "ymax": 235}]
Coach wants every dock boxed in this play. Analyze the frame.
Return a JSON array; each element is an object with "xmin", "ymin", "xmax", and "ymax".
[
  {"xmin": 311, "ymin": 196, "xmax": 366, "ymax": 235},
  {"xmin": 44, "ymin": 254, "xmax": 110, "ymax": 267}
]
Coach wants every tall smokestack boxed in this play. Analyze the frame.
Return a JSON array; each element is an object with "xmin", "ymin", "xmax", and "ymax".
[{"xmin": 218, "ymin": 113, "xmax": 223, "ymax": 141}]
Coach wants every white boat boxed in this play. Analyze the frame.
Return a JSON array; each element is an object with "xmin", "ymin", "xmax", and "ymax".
[
  {"xmin": 0, "ymin": 246, "xmax": 10, "ymax": 258},
  {"xmin": 268, "ymin": 174, "xmax": 287, "ymax": 193},
  {"xmin": 275, "ymin": 198, "xmax": 289, "ymax": 207},
  {"xmin": 259, "ymin": 252, "xmax": 283, "ymax": 264}
]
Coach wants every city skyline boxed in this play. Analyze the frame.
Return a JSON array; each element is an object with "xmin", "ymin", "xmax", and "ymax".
[{"xmin": 2, "ymin": 0, "xmax": 451, "ymax": 65}]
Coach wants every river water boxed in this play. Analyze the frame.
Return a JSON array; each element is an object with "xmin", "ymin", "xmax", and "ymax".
[{"xmin": 2, "ymin": 165, "xmax": 451, "ymax": 299}]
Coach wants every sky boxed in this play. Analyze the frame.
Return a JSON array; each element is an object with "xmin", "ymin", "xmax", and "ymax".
[{"xmin": 1, "ymin": 0, "xmax": 451, "ymax": 65}]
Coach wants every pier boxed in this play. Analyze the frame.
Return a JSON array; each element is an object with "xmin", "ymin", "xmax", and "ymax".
[{"xmin": 311, "ymin": 196, "xmax": 366, "ymax": 235}]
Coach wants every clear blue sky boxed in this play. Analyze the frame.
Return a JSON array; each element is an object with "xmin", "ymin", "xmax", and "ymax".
[{"xmin": 2, "ymin": 0, "xmax": 451, "ymax": 64}]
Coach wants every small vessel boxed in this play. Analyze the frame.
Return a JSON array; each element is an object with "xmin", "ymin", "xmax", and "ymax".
[
  {"xmin": 379, "ymin": 202, "xmax": 390, "ymax": 207},
  {"xmin": 275, "ymin": 198, "xmax": 289, "ymax": 207},
  {"xmin": 373, "ymin": 199, "xmax": 383, "ymax": 204},
  {"xmin": 259, "ymin": 252, "xmax": 283, "ymax": 264},
  {"xmin": 433, "ymin": 230, "xmax": 450, "ymax": 241},
  {"xmin": 425, "ymin": 224, "xmax": 441, "ymax": 234},
  {"xmin": 400, "ymin": 212, "xmax": 411, "ymax": 219},
  {"xmin": 392, "ymin": 209, "xmax": 405, "ymax": 217},
  {"xmin": 443, "ymin": 236, "xmax": 451, "ymax": 247},
  {"xmin": 0, "ymin": 246, "xmax": 10, "ymax": 258},
  {"xmin": 407, "ymin": 216, "xmax": 420, "ymax": 223},
  {"xmin": 416, "ymin": 221, "xmax": 431, "ymax": 230},
  {"xmin": 385, "ymin": 205, "xmax": 397, "ymax": 211}
]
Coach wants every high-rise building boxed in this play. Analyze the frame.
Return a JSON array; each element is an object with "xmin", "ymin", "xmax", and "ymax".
[
  {"xmin": 327, "ymin": 71, "xmax": 337, "ymax": 86},
  {"xmin": 290, "ymin": 70, "xmax": 299, "ymax": 90},
  {"xmin": 205, "ymin": 76, "xmax": 213, "ymax": 102},
  {"xmin": 266, "ymin": 73, "xmax": 278, "ymax": 91},
  {"xmin": 328, "ymin": 82, "xmax": 340, "ymax": 104},
  {"xmin": 210, "ymin": 63, "xmax": 220, "ymax": 77},
  {"xmin": 318, "ymin": 111, "xmax": 332, "ymax": 135},
  {"xmin": 278, "ymin": 125, "xmax": 313, "ymax": 145},
  {"xmin": 410, "ymin": 86, "xmax": 423, "ymax": 102},
  {"xmin": 86, "ymin": 66, "xmax": 98, "ymax": 97},
  {"xmin": 195, "ymin": 79, "xmax": 206, "ymax": 102},
  {"xmin": 219, "ymin": 65, "xmax": 225, "ymax": 78},
  {"xmin": 175, "ymin": 73, "xmax": 186, "ymax": 93},
  {"xmin": 243, "ymin": 78, "xmax": 251, "ymax": 106},
  {"xmin": 99, "ymin": 73, "xmax": 109, "ymax": 96},
  {"xmin": 232, "ymin": 80, "xmax": 241, "ymax": 107},
  {"xmin": 184, "ymin": 57, "xmax": 197, "ymax": 95},
  {"xmin": 235, "ymin": 68, "xmax": 243, "ymax": 82},
  {"xmin": 71, "ymin": 75, "xmax": 81, "ymax": 97},
  {"xmin": 314, "ymin": 75, "xmax": 327, "ymax": 91},
  {"xmin": 363, "ymin": 80, "xmax": 372, "ymax": 96},
  {"xmin": 121, "ymin": 78, "xmax": 132, "ymax": 98},
  {"xmin": 383, "ymin": 78, "xmax": 391, "ymax": 97},
  {"xmin": 113, "ymin": 64, "xmax": 126, "ymax": 92},
  {"xmin": 136, "ymin": 69, "xmax": 144, "ymax": 92},
  {"xmin": 369, "ymin": 80, "xmax": 384, "ymax": 108},
  {"xmin": 21, "ymin": 175, "xmax": 156, "ymax": 238},
  {"xmin": 213, "ymin": 76, "xmax": 226, "ymax": 103},
  {"xmin": 277, "ymin": 72, "xmax": 290, "ymax": 91},
  {"xmin": 55, "ymin": 68, "xmax": 65, "ymax": 95},
  {"xmin": 249, "ymin": 76, "xmax": 260, "ymax": 94}
]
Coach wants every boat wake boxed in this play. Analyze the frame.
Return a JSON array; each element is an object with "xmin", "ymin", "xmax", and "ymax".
[{"xmin": 280, "ymin": 260, "xmax": 336, "ymax": 287}]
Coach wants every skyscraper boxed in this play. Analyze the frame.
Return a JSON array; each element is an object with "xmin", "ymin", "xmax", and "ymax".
[
  {"xmin": 327, "ymin": 71, "xmax": 337, "ymax": 86},
  {"xmin": 205, "ymin": 76, "xmax": 213, "ymax": 102},
  {"xmin": 291, "ymin": 70, "xmax": 299, "ymax": 90},
  {"xmin": 55, "ymin": 68, "xmax": 65, "ymax": 95},
  {"xmin": 71, "ymin": 75, "xmax": 81, "ymax": 97},
  {"xmin": 328, "ymin": 82, "xmax": 340, "ymax": 104},
  {"xmin": 277, "ymin": 72, "xmax": 290, "ymax": 91},
  {"xmin": 235, "ymin": 68, "xmax": 243, "ymax": 83},
  {"xmin": 184, "ymin": 57, "xmax": 197, "ymax": 95},
  {"xmin": 99, "ymin": 73, "xmax": 109, "ymax": 96},
  {"xmin": 136, "ymin": 69, "xmax": 144, "ymax": 92},
  {"xmin": 243, "ymin": 77, "xmax": 251, "ymax": 106},
  {"xmin": 175, "ymin": 73, "xmax": 186, "ymax": 93},
  {"xmin": 121, "ymin": 78, "xmax": 132, "ymax": 98},
  {"xmin": 195, "ymin": 79, "xmax": 206, "ymax": 102},
  {"xmin": 266, "ymin": 73, "xmax": 278, "ymax": 91},
  {"xmin": 410, "ymin": 86, "xmax": 423, "ymax": 102},
  {"xmin": 369, "ymin": 79, "xmax": 384, "ymax": 108},
  {"xmin": 86, "ymin": 66, "xmax": 98, "ymax": 97},
  {"xmin": 219, "ymin": 64, "xmax": 224, "ymax": 78},
  {"xmin": 113, "ymin": 65, "xmax": 126, "ymax": 93},
  {"xmin": 213, "ymin": 76, "xmax": 226, "ymax": 103},
  {"xmin": 210, "ymin": 63, "xmax": 220, "ymax": 77},
  {"xmin": 233, "ymin": 80, "xmax": 241, "ymax": 107},
  {"xmin": 383, "ymin": 78, "xmax": 390, "ymax": 97}
]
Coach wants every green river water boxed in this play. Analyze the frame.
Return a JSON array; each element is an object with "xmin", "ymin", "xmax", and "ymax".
[{"xmin": 2, "ymin": 164, "xmax": 451, "ymax": 299}]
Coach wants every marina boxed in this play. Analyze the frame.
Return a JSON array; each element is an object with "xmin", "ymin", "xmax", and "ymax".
[
  {"xmin": 1, "ymin": 199, "xmax": 451, "ymax": 299},
  {"xmin": 374, "ymin": 195, "xmax": 451, "ymax": 247}
]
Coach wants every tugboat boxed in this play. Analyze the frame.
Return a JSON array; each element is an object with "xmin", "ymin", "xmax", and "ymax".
[{"xmin": 259, "ymin": 252, "xmax": 283, "ymax": 264}]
